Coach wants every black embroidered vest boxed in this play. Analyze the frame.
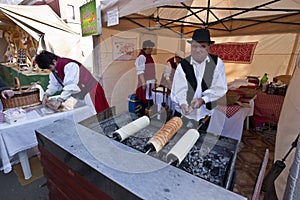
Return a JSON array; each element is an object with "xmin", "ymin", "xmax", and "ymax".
[{"xmin": 180, "ymin": 54, "xmax": 218, "ymax": 110}]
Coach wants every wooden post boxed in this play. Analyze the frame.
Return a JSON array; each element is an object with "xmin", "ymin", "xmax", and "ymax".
[
  {"xmin": 286, "ymin": 33, "xmax": 300, "ymax": 75},
  {"xmin": 92, "ymin": 35, "xmax": 102, "ymax": 85}
]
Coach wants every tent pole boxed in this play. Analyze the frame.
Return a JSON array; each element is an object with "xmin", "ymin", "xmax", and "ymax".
[
  {"xmin": 206, "ymin": 0, "xmax": 210, "ymax": 27},
  {"xmin": 179, "ymin": 24, "xmax": 185, "ymax": 52},
  {"xmin": 286, "ymin": 33, "xmax": 300, "ymax": 75}
]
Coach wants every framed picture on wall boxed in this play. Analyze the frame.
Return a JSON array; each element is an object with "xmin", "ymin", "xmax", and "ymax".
[
  {"xmin": 112, "ymin": 35, "xmax": 137, "ymax": 61},
  {"xmin": 140, "ymin": 33, "xmax": 157, "ymax": 55}
]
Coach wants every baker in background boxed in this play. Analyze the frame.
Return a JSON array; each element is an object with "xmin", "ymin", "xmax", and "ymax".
[
  {"xmin": 160, "ymin": 50, "xmax": 184, "ymax": 89},
  {"xmin": 171, "ymin": 28, "xmax": 227, "ymax": 131},
  {"xmin": 35, "ymin": 50, "xmax": 109, "ymax": 113},
  {"xmin": 135, "ymin": 40, "xmax": 156, "ymax": 115}
]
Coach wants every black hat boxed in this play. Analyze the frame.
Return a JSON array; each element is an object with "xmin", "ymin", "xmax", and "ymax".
[
  {"xmin": 188, "ymin": 28, "xmax": 215, "ymax": 44},
  {"xmin": 142, "ymin": 40, "xmax": 155, "ymax": 48}
]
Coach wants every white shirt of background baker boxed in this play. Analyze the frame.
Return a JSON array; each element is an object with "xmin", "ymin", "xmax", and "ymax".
[
  {"xmin": 135, "ymin": 54, "xmax": 156, "ymax": 100},
  {"xmin": 163, "ymin": 57, "xmax": 177, "ymax": 81},
  {"xmin": 45, "ymin": 62, "xmax": 81, "ymax": 100},
  {"xmin": 171, "ymin": 56, "xmax": 227, "ymax": 121}
]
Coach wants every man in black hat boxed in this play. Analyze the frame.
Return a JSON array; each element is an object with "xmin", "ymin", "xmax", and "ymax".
[
  {"xmin": 135, "ymin": 40, "xmax": 156, "ymax": 115},
  {"xmin": 170, "ymin": 28, "xmax": 227, "ymax": 131}
]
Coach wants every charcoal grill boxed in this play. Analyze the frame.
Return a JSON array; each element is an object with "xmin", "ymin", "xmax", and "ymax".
[{"xmin": 81, "ymin": 111, "xmax": 238, "ymax": 189}]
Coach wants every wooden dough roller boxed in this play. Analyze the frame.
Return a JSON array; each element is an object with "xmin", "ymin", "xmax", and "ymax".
[
  {"xmin": 146, "ymin": 116, "xmax": 183, "ymax": 152},
  {"xmin": 166, "ymin": 129, "xmax": 200, "ymax": 165},
  {"xmin": 112, "ymin": 116, "xmax": 150, "ymax": 141}
]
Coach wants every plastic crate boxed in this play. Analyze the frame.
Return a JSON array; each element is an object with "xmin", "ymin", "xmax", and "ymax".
[{"xmin": 128, "ymin": 94, "xmax": 141, "ymax": 113}]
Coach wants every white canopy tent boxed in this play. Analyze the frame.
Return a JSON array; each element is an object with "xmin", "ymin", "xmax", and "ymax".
[
  {"xmin": 97, "ymin": 0, "xmax": 299, "ymax": 110},
  {"xmin": 98, "ymin": 2, "xmax": 300, "ymax": 198},
  {"xmin": 0, "ymin": 4, "xmax": 84, "ymax": 62},
  {"xmin": 101, "ymin": 0, "xmax": 300, "ymax": 36},
  {"xmin": 100, "ymin": 0, "xmax": 300, "ymax": 77}
]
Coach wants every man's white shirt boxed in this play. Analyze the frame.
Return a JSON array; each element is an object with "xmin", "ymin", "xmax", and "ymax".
[{"xmin": 45, "ymin": 62, "xmax": 81, "ymax": 100}]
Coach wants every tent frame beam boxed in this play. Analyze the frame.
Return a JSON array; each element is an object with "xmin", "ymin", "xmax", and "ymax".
[
  {"xmin": 117, "ymin": 0, "xmax": 300, "ymax": 36},
  {"xmin": 181, "ymin": 2, "xmax": 206, "ymax": 24},
  {"xmin": 123, "ymin": 12, "xmax": 300, "ymax": 33}
]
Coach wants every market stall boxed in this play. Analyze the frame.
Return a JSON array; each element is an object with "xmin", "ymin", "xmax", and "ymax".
[
  {"xmin": 0, "ymin": 4, "xmax": 85, "ymax": 92},
  {"xmin": 0, "ymin": 4, "xmax": 84, "ymax": 62},
  {"xmin": 0, "ymin": 5, "xmax": 99, "ymax": 180},
  {"xmin": 90, "ymin": 0, "xmax": 300, "ymax": 115}
]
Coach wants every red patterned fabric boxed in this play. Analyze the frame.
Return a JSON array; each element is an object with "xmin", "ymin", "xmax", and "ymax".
[
  {"xmin": 253, "ymin": 91, "xmax": 284, "ymax": 127},
  {"xmin": 216, "ymin": 105, "xmax": 241, "ymax": 118},
  {"xmin": 210, "ymin": 42, "xmax": 258, "ymax": 64}
]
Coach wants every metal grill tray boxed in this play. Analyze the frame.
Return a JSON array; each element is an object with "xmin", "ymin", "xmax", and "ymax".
[{"xmin": 80, "ymin": 111, "xmax": 238, "ymax": 189}]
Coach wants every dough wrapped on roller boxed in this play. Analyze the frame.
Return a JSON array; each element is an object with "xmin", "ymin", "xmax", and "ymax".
[
  {"xmin": 146, "ymin": 116, "xmax": 182, "ymax": 152},
  {"xmin": 166, "ymin": 129, "xmax": 199, "ymax": 165},
  {"xmin": 113, "ymin": 116, "xmax": 150, "ymax": 141}
]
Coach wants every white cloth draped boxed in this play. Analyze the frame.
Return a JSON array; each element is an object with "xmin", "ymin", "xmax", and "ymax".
[
  {"xmin": 207, "ymin": 99, "xmax": 254, "ymax": 142},
  {"xmin": 0, "ymin": 104, "xmax": 94, "ymax": 173},
  {"xmin": 284, "ymin": 136, "xmax": 300, "ymax": 200}
]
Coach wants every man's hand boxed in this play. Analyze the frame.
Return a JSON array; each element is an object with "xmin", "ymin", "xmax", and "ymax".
[
  {"xmin": 142, "ymin": 83, "xmax": 146, "ymax": 90},
  {"xmin": 42, "ymin": 94, "xmax": 49, "ymax": 105},
  {"xmin": 180, "ymin": 104, "xmax": 193, "ymax": 115},
  {"xmin": 191, "ymin": 98, "xmax": 205, "ymax": 109},
  {"xmin": 167, "ymin": 80, "xmax": 172, "ymax": 90},
  {"xmin": 1, "ymin": 89, "xmax": 14, "ymax": 99},
  {"xmin": 138, "ymin": 74, "xmax": 146, "ymax": 90}
]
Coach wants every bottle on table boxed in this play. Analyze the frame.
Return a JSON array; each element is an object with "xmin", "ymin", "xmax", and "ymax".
[
  {"xmin": 260, "ymin": 73, "xmax": 268, "ymax": 85},
  {"xmin": 260, "ymin": 73, "xmax": 269, "ymax": 92}
]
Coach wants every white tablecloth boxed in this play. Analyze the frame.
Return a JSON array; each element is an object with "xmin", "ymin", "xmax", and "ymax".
[
  {"xmin": 207, "ymin": 99, "xmax": 254, "ymax": 142},
  {"xmin": 0, "ymin": 104, "xmax": 94, "ymax": 173}
]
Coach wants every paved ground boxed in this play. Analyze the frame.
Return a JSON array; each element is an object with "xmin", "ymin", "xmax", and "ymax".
[{"xmin": 0, "ymin": 170, "xmax": 48, "ymax": 200}]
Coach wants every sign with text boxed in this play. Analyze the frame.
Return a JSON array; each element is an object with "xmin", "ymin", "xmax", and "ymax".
[{"xmin": 80, "ymin": 0, "xmax": 102, "ymax": 36}]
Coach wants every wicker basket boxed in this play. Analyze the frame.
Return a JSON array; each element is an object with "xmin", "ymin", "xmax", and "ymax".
[
  {"xmin": 226, "ymin": 91, "xmax": 241, "ymax": 106},
  {"xmin": 1, "ymin": 77, "xmax": 41, "ymax": 110},
  {"xmin": 273, "ymin": 75, "xmax": 292, "ymax": 85},
  {"xmin": 237, "ymin": 87, "xmax": 257, "ymax": 98}
]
